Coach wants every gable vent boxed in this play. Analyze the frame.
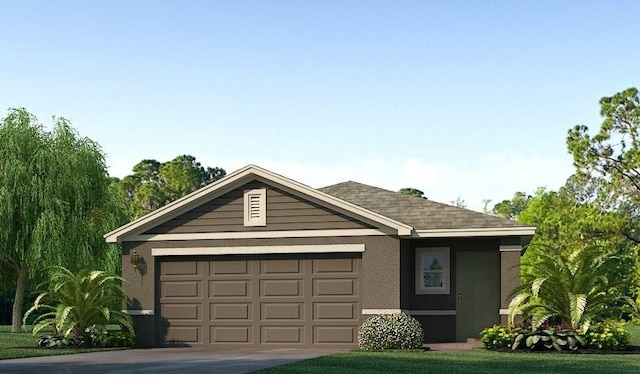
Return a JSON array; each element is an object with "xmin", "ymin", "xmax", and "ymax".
[{"xmin": 244, "ymin": 189, "xmax": 267, "ymax": 226}]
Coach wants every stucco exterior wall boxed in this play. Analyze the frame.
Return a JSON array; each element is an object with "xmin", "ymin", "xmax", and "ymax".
[
  {"xmin": 122, "ymin": 235, "xmax": 400, "ymax": 347},
  {"xmin": 400, "ymin": 238, "xmax": 504, "ymax": 343}
]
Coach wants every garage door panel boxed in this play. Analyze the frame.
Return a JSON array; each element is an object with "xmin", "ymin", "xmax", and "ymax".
[
  {"xmin": 314, "ymin": 258, "xmax": 355, "ymax": 273},
  {"xmin": 210, "ymin": 261, "xmax": 248, "ymax": 275},
  {"xmin": 162, "ymin": 261, "xmax": 199, "ymax": 276},
  {"xmin": 314, "ymin": 302, "xmax": 356, "ymax": 320},
  {"xmin": 314, "ymin": 326, "xmax": 357, "ymax": 344},
  {"xmin": 313, "ymin": 279, "xmax": 357, "ymax": 296},
  {"xmin": 261, "ymin": 303, "xmax": 302, "ymax": 320},
  {"xmin": 211, "ymin": 303, "xmax": 251, "ymax": 320},
  {"xmin": 261, "ymin": 259, "xmax": 300, "ymax": 274},
  {"xmin": 162, "ymin": 281, "xmax": 201, "ymax": 298},
  {"xmin": 163, "ymin": 304, "xmax": 201, "ymax": 320},
  {"xmin": 165, "ymin": 326, "xmax": 202, "ymax": 344},
  {"xmin": 210, "ymin": 280, "xmax": 250, "ymax": 297},
  {"xmin": 211, "ymin": 326, "xmax": 252, "ymax": 343},
  {"xmin": 261, "ymin": 326, "xmax": 303, "ymax": 343},
  {"xmin": 260, "ymin": 279, "xmax": 301, "ymax": 297}
]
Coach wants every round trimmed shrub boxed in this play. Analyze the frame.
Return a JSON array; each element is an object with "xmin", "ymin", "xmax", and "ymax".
[{"xmin": 358, "ymin": 312, "xmax": 424, "ymax": 350}]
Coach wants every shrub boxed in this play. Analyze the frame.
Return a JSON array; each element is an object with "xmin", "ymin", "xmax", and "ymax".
[
  {"xmin": 480, "ymin": 324, "xmax": 523, "ymax": 349},
  {"xmin": 585, "ymin": 322, "xmax": 631, "ymax": 350},
  {"xmin": 23, "ymin": 266, "xmax": 134, "ymax": 346},
  {"xmin": 512, "ymin": 329, "xmax": 585, "ymax": 351},
  {"xmin": 508, "ymin": 244, "xmax": 637, "ymax": 332},
  {"xmin": 358, "ymin": 313, "xmax": 423, "ymax": 350},
  {"xmin": 37, "ymin": 335, "xmax": 79, "ymax": 348},
  {"xmin": 87, "ymin": 325, "xmax": 136, "ymax": 348}
]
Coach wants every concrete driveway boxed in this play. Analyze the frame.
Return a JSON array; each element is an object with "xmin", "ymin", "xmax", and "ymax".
[{"xmin": 0, "ymin": 347, "xmax": 339, "ymax": 374}]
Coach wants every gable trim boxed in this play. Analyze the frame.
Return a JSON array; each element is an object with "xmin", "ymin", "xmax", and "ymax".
[
  {"xmin": 152, "ymin": 244, "xmax": 365, "ymax": 256},
  {"xmin": 123, "ymin": 229, "xmax": 388, "ymax": 242},
  {"xmin": 105, "ymin": 165, "xmax": 413, "ymax": 243},
  {"xmin": 415, "ymin": 227, "xmax": 535, "ymax": 238}
]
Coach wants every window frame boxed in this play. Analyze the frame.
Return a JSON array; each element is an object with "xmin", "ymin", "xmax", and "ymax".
[{"xmin": 415, "ymin": 247, "xmax": 450, "ymax": 295}]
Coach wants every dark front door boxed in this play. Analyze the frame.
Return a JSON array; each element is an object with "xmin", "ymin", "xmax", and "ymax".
[{"xmin": 455, "ymin": 250, "xmax": 500, "ymax": 341}]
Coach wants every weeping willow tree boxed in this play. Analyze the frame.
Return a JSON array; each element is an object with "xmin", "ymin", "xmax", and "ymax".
[{"xmin": 0, "ymin": 108, "xmax": 127, "ymax": 332}]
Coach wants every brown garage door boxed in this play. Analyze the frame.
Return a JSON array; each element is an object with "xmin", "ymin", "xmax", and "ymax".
[{"xmin": 159, "ymin": 254, "xmax": 361, "ymax": 348}]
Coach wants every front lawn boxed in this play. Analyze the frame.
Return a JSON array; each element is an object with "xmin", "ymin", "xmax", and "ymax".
[
  {"xmin": 255, "ymin": 349, "xmax": 640, "ymax": 374},
  {"xmin": 257, "ymin": 325, "xmax": 640, "ymax": 374},
  {"xmin": 0, "ymin": 326, "xmax": 122, "ymax": 360}
]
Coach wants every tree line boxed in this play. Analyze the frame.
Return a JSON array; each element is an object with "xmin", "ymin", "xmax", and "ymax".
[{"xmin": 1, "ymin": 87, "xmax": 639, "ymax": 331}]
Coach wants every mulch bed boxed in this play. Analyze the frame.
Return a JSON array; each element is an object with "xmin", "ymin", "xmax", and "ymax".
[{"xmin": 494, "ymin": 345, "xmax": 640, "ymax": 354}]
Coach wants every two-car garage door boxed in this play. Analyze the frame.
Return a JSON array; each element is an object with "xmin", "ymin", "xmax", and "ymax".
[{"xmin": 159, "ymin": 254, "xmax": 361, "ymax": 348}]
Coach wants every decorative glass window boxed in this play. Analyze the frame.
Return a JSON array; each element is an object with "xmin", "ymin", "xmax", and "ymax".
[
  {"xmin": 415, "ymin": 247, "xmax": 450, "ymax": 294},
  {"xmin": 243, "ymin": 189, "xmax": 266, "ymax": 226}
]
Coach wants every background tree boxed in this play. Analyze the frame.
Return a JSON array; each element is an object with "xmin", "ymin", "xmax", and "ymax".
[
  {"xmin": 491, "ymin": 191, "xmax": 531, "ymax": 220},
  {"xmin": 518, "ymin": 187, "xmax": 639, "ymax": 305},
  {"xmin": 567, "ymin": 87, "xmax": 640, "ymax": 239},
  {"xmin": 450, "ymin": 196, "xmax": 467, "ymax": 208},
  {"xmin": 0, "ymin": 108, "xmax": 127, "ymax": 332},
  {"xmin": 116, "ymin": 155, "xmax": 226, "ymax": 219},
  {"xmin": 398, "ymin": 187, "xmax": 426, "ymax": 199}
]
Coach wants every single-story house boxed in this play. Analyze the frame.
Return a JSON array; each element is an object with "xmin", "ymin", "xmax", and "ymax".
[{"xmin": 105, "ymin": 165, "xmax": 534, "ymax": 348}]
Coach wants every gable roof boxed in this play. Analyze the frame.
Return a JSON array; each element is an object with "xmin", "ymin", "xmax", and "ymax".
[
  {"xmin": 318, "ymin": 181, "xmax": 535, "ymax": 237},
  {"xmin": 104, "ymin": 165, "xmax": 413, "ymax": 243},
  {"xmin": 105, "ymin": 165, "xmax": 535, "ymax": 243}
]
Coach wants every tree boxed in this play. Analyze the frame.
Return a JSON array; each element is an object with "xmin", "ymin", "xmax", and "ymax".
[
  {"xmin": 117, "ymin": 155, "xmax": 226, "ymax": 219},
  {"xmin": 0, "ymin": 108, "xmax": 126, "ymax": 332},
  {"xmin": 508, "ymin": 243, "xmax": 636, "ymax": 332},
  {"xmin": 398, "ymin": 187, "xmax": 426, "ymax": 199},
  {"xmin": 567, "ymin": 87, "xmax": 640, "ymax": 239},
  {"xmin": 450, "ymin": 196, "xmax": 467, "ymax": 208},
  {"xmin": 518, "ymin": 188, "xmax": 639, "ymax": 303},
  {"xmin": 492, "ymin": 191, "xmax": 531, "ymax": 220}
]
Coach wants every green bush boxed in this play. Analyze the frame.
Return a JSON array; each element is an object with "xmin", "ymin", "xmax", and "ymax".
[
  {"xmin": 480, "ymin": 324, "xmax": 522, "ymax": 349},
  {"xmin": 358, "ymin": 313, "xmax": 424, "ymax": 350},
  {"xmin": 87, "ymin": 325, "xmax": 136, "ymax": 348},
  {"xmin": 23, "ymin": 267, "xmax": 134, "ymax": 346},
  {"xmin": 585, "ymin": 322, "xmax": 631, "ymax": 350},
  {"xmin": 512, "ymin": 329, "xmax": 585, "ymax": 351}
]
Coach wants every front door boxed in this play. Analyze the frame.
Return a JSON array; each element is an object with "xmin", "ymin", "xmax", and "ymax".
[{"xmin": 455, "ymin": 250, "xmax": 500, "ymax": 341}]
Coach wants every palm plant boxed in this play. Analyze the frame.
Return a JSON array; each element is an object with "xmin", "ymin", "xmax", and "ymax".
[
  {"xmin": 508, "ymin": 244, "xmax": 636, "ymax": 332},
  {"xmin": 23, "ymin": 266, "xmax": 134, "ymax": 345}
]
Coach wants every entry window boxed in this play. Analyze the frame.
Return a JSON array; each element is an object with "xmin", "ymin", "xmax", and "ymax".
[
  {"xmin": 415, "ymin": 247, "xmax": 450, "ymax": 294},
  {"xmin": 244, "ymin": 189, "xmax": 266, "ymax": 226}
]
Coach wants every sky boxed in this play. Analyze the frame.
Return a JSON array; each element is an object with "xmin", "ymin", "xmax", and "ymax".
[{"xmin": 2, "ymin": 1, "xmax": 639, "ymax": 211}]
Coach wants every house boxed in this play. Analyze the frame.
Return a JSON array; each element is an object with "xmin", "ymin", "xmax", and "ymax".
[{"xmin": 105, "ymin": 165, "xmax": 534, "ymax": 348}]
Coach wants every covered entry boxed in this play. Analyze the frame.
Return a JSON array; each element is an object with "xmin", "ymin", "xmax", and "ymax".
[{"xmin": 158, "ymin": 253, "xmax": 361, "ymax": 348}]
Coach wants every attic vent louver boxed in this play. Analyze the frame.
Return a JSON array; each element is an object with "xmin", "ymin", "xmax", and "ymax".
[{"xmin": 244, "ymin": 189, "xmax": 266, "ymax": 226}]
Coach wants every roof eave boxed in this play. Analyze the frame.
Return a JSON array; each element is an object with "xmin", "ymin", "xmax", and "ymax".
[{"xmin": 413, "ymin": 226, "xmax": 536, "ymax": 238}]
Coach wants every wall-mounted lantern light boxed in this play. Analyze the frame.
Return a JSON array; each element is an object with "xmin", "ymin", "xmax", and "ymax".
[{"xmin": 130, "ymin": 250, "xmax": 140, "ymax": 270}]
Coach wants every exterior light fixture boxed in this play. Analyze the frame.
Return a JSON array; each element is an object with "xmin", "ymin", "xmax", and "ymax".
[{"xmin": 130, "ymin": 250, "xmax": 140, "ymax": 270}]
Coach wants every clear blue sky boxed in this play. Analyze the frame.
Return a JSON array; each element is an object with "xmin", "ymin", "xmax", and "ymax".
[{"xmin": 2, "ymin": 1, "xmax": 638, "ymax": 210}]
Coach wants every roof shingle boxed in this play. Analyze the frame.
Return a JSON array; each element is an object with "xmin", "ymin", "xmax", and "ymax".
[{"xmin": 318, "ymin": 181, "xmax": 531, "ymax": 230}]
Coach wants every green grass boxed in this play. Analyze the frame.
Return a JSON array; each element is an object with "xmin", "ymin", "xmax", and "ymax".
[
  {"xmin": 257, "ymin": 326, "xmax": 640, "ymax": 374},
  {"xmin": 626, "ymin": 325, "xmax": 640, "ymax": 346},
  {"xmin": 0, "ymin": 326, "xmax": 122, "ymax": 360},
  {"xmin": 255, "ymin": 349, "xmax": 640, "ymax": 374}
]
